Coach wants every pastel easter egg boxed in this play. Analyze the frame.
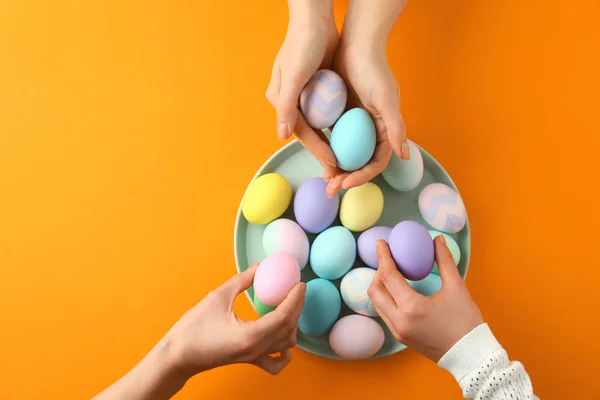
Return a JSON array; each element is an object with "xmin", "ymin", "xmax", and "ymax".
[
  {"xmin": 330, "ymin": 108, "xmax": 376, "ymax": 171},
  {"xmin": 300, "ymin": 69, "xmax": 347, "ymax": 129},
  {"xmin": 407, "ymin": 273, "xmax": 442, "ymax": 296},
  {"xmin": 253, "ymin": 291, "xmax": 276, "ymax": 317},
  {"xmin": 254, "ymin": 252, "xmax": 301, "ymax": 306},
  {"xmin": 298, "ymin": 279, "xmax": 341, "ymax": 336},
  {"xmin": 428, "ymin": 230, "xmax": 461, "ymax": 275},
  {"xmin": 242, "ymin": 173, "xmax": 292, "ymax": 225},
  {"xmin": 388, "ymin": 221, "xmax": 434, "ymax": 281},
  {"xmin": 357, "ymin": 226, "xmax": 392, "ymax": 269},
  {"xmin": 418, "ymin": 183, "xmax": 467, "ymax": 234},
  {"xmin": 340, "ymin": 182, "xmax": 384, "ymax": 232},
  {"xmin": 263, "ymin": 218, "xmax": 309, "ymax": 270},
  {"xmin": 382, "ymin": 140, "xmax": 424, "ymax": 192},
  {"xmin": 310, "ymin": 226, "xmax": 356, "ymax": 280},
  {"xmin": 294, "ymin": 178, "xmax": 340, "ymax": 234},
  {"xmin": 329, "ymin": 315, "xmax": 385, "ymax": 360},
  {"xmin": 340, "ymin": 268, "xmax": 378, "ymax": 317}
]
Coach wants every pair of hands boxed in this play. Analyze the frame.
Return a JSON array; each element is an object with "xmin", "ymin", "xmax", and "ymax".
[
  {"xmin": 162, "ymin": 236, "xmax": 482, "ymax": 378},
  {"xmin": 265, "ymin": 1, "xmax": 410, "ymax": 197}
]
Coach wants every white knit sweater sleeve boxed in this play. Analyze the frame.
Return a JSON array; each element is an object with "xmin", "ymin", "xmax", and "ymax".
[{"xmin": 438, "ymin": 323, "xmax": 538, "ymax": 400}]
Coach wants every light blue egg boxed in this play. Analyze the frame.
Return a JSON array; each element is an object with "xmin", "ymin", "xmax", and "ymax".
[
  {"xmin": 298, "ymin": 279, "xmax": 341, "ymax": 336},
  {"xmin": 382, "ymin": 140, "xmax": 424, "ymax": 192},
  {"xmin": 428, "ymin": 230, "xmax": 461, "ymax": 274},
  {"xmin": 310, "ymin": 226, "xmax": 356, "ymax": 280},
  {"xmin": 330, "ymin": 108, "xmax": 376, "ymax": 171},
  {"xmin": 340, "ymin": 268, "xmax": 378, "ymax": 316},
  {"xmin": 407, "ymin": 273, "xmax": 442, "ymax": 296}
]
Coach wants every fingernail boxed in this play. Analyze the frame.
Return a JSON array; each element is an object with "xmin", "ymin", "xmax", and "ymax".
[
  {"xmin": 376, "ymin": 240, "xmax": 383, "ymax": 250},
  {"xmin": 436, "ymin": 235, "xmax": 447, "ymax": 246},
  {"xmin": 400, "ymin": 141, "xmax": 411, "ymax": 160},
  {"xmin": 278, "ymin": 123, "xmax": 290, "ymax": 140}
]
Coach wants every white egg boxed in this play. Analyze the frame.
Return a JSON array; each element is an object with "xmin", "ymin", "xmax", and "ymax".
[{"xmin": 340, "ymin": 268, "xmax": 378, "ymax": 317}]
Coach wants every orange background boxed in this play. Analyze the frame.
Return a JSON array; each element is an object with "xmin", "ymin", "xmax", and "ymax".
[{"xmin": 1, "ymin": 1, "xmax": 599, "ymax": 399}]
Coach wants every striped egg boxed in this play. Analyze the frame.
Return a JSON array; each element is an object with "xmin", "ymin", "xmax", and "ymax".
[
  {"xmin": 300, "ymin": 69, "xmax": 347, "ymax": 129},
  {"xmin": 418, "ymin": 183, "xmax": 467, "ymax": 234},
  {"xmin": 340, "ymin": 268, "xmax": 378, "ymax": 317}
]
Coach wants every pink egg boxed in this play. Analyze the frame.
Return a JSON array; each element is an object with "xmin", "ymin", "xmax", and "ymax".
[
  {"xmin": 300, "ymin": 70, "xmax": 347, "ymax": 129},
  {"xmin": 329, "ymin": 315, "xmax": 385, "ymax": 360},
  {"xmin": 254, "ymin": 252, "xmax": 301, "ymax": 306}
]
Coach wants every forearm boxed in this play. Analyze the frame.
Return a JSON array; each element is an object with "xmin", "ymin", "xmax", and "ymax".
[
  {"xmin": 288, "ymin": 0, "xmax": 334, "ymax": 26},
  {"xmin": 439, "ymin": 324, "xmax": 538, "ymax": 400},
  {"xmin": 93, "ymin": 339, "xmax": 189, "ymax": 400},
  {"xmin": 341, "ymin": 0, "xmax": 408, "ymax": 54}
]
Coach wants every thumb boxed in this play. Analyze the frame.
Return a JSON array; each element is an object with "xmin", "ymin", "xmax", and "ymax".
[
  {"xmin": 218, "ymin": 263, "xmax": 259, "ymax": 305},
  {"xmin": 376, "ymin": 91, "xmax": 408, "ymax": 160},
  {"xmin": 277, "ymin": 75, "xmax": 306, "ymax": 140},
  {"xmin": 434, "ymin": 236, "xmax": 462, "ymax": 286}
]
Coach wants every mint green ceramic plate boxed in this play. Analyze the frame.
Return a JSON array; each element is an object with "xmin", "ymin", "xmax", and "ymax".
[{"xmin": 234, "ymin": 140, "xmax": 470, "ymax": 360}]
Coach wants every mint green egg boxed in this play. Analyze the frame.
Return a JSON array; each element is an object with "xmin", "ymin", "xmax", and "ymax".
[
  {"xmin": 253, "ymin": 291, "xmax": 276, "ymax": 317},
  {"xmin": 429, "ymin": 230, "xmax": 461, "ymax": 274},
  {"xmin": 407, "ymin": 273, "xmax": 442, "ymax": 296}
]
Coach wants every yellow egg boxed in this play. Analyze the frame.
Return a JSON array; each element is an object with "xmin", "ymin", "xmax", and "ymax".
[
  {"xmin": 242, "ymin": 173, "xmax": 292, "ymax": 225},
  {"xmin": 340, "ymin": 182, "xmax": 384, "ymax": 232}
]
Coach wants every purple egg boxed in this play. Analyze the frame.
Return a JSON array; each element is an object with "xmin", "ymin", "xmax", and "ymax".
[
  {"xmin": 357, "ymin": 226, "xmax": 392, "ymax": 269},
  {"xmin": 294, "ymin": 178, "xmax": 340, "ymax": 234},
  {"xmin": 388, "ymin": 221, "xmax": 434, "ymax": 280}
]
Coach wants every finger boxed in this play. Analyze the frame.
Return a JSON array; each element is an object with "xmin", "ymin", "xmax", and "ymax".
[
  {"xmin": 375, "ymin": 92, "xmax": 408, "ymax": 160},
  {"xmin": 255, "ymin": 282, "xmax": 306, "ymax": 333},
  {"xmin": 341, "ymin": 140, "xmax": 393, "ymax": 189},
  {"xmin": 326, "ymin": 172, "xmax": 348, "ymax": 198},
  {"xmin": 218, "ymin": 263, "xmax": 259, "ymax": 305},
  {"xmin": 252, "ymin": 349, "xmax": 292, "ymax": 375},
  {"xmin": 372, "ymin": 303, "xmax": 399, "ymax": 340},
  {"xmin": 294, "ymin": 114, "xmax": 338, "ymax": 177},
  {"xmin": 266, "ymin": 63, "xmax": 281, "ymax": 108},
  {"xmin": 277, "ymin": 72, "xmax": 308, "ymax": 140},
  {"xmin": 368, "ymin": 282, "xmax": 397, "ymax": 315},
  {"xmin": 376, "ymin": 240, "xmax": 417, "ymax": 303},
  {"xmin": 434, "ymin": 235, "xmax": 462, "ymax": 285}
]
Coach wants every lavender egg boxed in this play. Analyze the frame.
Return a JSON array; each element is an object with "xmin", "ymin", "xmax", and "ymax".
[
  {"xmin": 388, "ymin": 221, "xmax": 434, "ymax": 281},
  {"xmin": 294, "ymin": 178, "xmax": 340, "ymax": 234},
  {"xmin": 357, "ymin": 226, "xmax": 392, "ymax": 269},
  {"xmin": 300, "ymin": 69, "xmax": 347, "ymax": 129}
]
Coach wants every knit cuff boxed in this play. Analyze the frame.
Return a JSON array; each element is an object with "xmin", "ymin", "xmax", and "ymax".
[{"xmin": 438, "ymin": 323, "xmax": 502, "ymax": 382}]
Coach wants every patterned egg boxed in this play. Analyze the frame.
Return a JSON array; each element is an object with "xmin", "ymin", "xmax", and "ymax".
[
  {"xmin": 300, "ymin": 69, "xmax": 347, "ymax": 129},
  {"xmin": 310, "ymin": 226, "xmax": 356, "ymax": 280},
  {"xmin": 253, "ymin": 291, "xmax": 276, "ymax": 317},
  {"xmin": 340, "ymin": 182, "xmax": 384, "ymax": 232},
  {"xmin": 298, "ymin": 279, "xmax": 341, "ymax": 336},
  {"xmin": 340, "ymin": 268, "xmax": 378, "ymax": 317},
  {"xmin": 242, "ymin": 173, "xmax": 292, "ymax": 225},
  {"xmin": 330, "ymin": 108, "xmax": 376, "ymax": 171},
  {"xmin": 294, "ymin": 178, "xmax": 340, "ymax": 234},
  {"xmin": 357, "ymin": 226, "xmax": 392, "ymax": 269},
  {"xmin": 428, "ymin": 230, "xmax": 461, "ymax": 275},
  {"xmin": 407, "ymin": 273, "xmax": 442, "ymax": 296},
  {"xmin": 263, "ymin": 219, "xmax": 309, "ymax": 270},
  {"xmin": 329, "ymin": 315, "xmax": 385, "ymax": 360},
  {"xmin": 418, "ymin": 183, "xmax": 467, "ymax": 234},
  {"xmin": 382, "ymin": 140, "xmax": 424, "ymax": 192},
  {"xmin": 388, "ymin": 221, "xmax": 434, "ymax": 281},
  {"xmin": 254, "ymin": 252, "xmax": 301, "ymax": 306}
]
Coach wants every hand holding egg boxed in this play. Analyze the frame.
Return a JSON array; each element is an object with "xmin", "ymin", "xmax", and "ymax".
[{"xmin": 368, "ymin": 238, "xmax": 482, "ymax": 362}]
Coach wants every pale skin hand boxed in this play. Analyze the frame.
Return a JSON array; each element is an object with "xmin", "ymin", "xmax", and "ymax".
[
  {"xmin": 266, "ymin": 0, "xmax": 340, "ymax": 176},
  {"xmin": 368, "ymin": 236, "xmax": 484, "ymax": 362},
  {"xmin": 325, "ymin": 0, "xmax": 411, "ymax": 196},
  {"xmin": 93, "ymin": 264, "xmax": 306, "ymax": 400}
]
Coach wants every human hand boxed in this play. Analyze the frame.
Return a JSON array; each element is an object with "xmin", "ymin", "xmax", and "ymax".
[
  {"xmin": 162, "ymin": 264, "xmax": 306, "ymax": 376},
  {"xmin": 266, "ymin": 0, "xmax": 339, "ymax": 143},
  {"xmin": 368, "ymin": 237, "xmax": 484, "ymax": 362}
]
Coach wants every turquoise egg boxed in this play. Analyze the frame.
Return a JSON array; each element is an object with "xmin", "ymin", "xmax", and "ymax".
[
  {"xmin": 310, "ymin": 226, "xmax": 357, "ymax": 280},
  {"xmin": 298, "ymin": 279, "xmax": 341, "ymax": 336},
  {"xmin": 407, "ymin": 273, "xmax": 442, "ymax": 296},
  {"xmin": 330, "ymin": 108, "xmax": 376, "ymax": 171},
  {"xmin": 428, "ymin": 230, "xmax": 461, "ymax": 274}
]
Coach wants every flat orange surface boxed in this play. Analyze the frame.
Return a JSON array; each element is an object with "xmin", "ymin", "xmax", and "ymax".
[{"xmin": 1, "ymin": 1, "xmax": 599, "ymax": 399}]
